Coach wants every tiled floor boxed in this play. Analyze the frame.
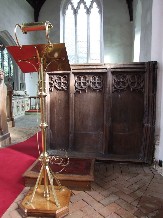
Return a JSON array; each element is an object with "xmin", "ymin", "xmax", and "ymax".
[
  {"xmin": 8, "ymin": 114, "xmax": 40, "ymax": 145},
  {"xmin": 2, "ymin": 115, "xmax": 163, "ymax": 218}
]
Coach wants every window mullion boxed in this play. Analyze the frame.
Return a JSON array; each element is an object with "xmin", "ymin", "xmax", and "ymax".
[
  {"xmin": 100, "ymin": 12, "xmax": 103, "ymax": 63},
  {"xmin": 87, "ymin": 11, "xmax": 90, "ymax": 63},
  {"xmin": 0, "ymin": 51, "xmax": 2, "ymax": 69},
  {"xmin": 8, "ymin": 56, "xmax": 11, "ymax": 77},
  {"xmin": 63, "ymin": 14, "xmax": 65, "ymax": 43},
  {"xmin": 75, "ymin": 11, "xmax": 78, "ymax": 63},
  {"xmin": 2, "ymin": 50, "xmax": 4, "ymax": 70}
]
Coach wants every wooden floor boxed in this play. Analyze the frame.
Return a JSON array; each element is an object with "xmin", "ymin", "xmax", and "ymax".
[{"xmin": 2, "ymin": 161, "xmax": 163, "ymax": 218}]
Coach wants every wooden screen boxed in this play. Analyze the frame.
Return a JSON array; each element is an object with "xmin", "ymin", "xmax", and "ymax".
[
  {"xmin": 73, "ymin": 73, "xmax": 105, "ymax": 153},
  {"xmin": 47, "ymin": 62, "xmax": 157, "ymax": 164}
]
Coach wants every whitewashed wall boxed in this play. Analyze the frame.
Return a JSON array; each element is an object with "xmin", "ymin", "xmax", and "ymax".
[
  {"xmin": 0, "ymin": 0, "xmax": 33, "ymax": 44},
  {"xmin": 0, "ymin": 0, "xmax": 38, "ymax": 96},
  {"xmin": 139, "ymin": 0, "xmax": 153, "ymax": 61},
  {"xmin": 36, "ymin": 0, "xmax": 60, "ymax": 44},
  {"xmin": 133, "ymin": 0, "xmax": 153, "ymax": 62},
  {"xmin": 133, "ymin": 0, "xmax": 142, "ymax": 61},
  {"xmin": 103, "ymin": 0, "xmax": 133, "ymax": 63},
  {"xmin": 133, "ymin": 0, "xmax": 163, "ymax": 162},
  {"xmin": 151, "ymin": 0, "xmax": 163, "ymax": 162}
]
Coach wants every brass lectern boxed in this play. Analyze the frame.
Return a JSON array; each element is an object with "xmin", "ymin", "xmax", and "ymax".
[{"xmin": 7, "ymin": 21, "xmax": 71, "ymax": 217}]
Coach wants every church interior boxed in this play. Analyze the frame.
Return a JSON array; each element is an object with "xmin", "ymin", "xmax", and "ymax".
[{"xmin": 0, "ymin": 0, "xmax": 163, "ymax": 217}]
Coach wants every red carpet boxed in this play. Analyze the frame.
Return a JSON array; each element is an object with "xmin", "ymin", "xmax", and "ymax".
[{"xmin": 0, "ymin": 132, "xmax": 41, "ymax": 217}]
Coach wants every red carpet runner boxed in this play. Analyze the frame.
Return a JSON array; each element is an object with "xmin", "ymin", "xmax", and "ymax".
[{"xmin": 0, "ymin": 132, "xmax": 41, "ymax": 217}]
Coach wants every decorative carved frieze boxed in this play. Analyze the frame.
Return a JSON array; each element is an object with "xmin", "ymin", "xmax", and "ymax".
[
  {"xmin": 75, "ymin": 75, "xmax": 103, "ymax": 93},
  {"xmin": 49, "ymin": 75, "xmax": 68, "ymax": 92},
  {"xmin": 112, "ymin": 73, "xmax": 144, "ymax": 92}
]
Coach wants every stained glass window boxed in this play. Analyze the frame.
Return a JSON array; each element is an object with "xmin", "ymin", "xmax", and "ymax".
[
  {"xmin": 0, "ymin": 43, "xmax": 14, "ymax": 85},
  {"xmin": 62, "ymin": 0, "xmax": 103, "ymax": 64}
]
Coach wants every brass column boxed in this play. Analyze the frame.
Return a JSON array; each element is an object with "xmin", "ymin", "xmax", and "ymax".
[{"xmin": 7, "ymin": 21, "xmax": 71, "ymax": 217}]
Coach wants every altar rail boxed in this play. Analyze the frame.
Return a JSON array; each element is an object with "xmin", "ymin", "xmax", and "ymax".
[{"xmin": 46, "ymin": 62, "xmax": 157, "ymax": 164}]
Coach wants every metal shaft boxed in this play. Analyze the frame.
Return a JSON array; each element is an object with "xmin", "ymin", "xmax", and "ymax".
[{"xmin": 38, "ymin": 58, "xmax": 49, "ymax": 198}]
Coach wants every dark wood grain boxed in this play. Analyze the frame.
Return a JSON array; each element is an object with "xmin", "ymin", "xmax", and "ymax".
[{"xmin": 47, "ymin": 62, "xmax": 157, "ymax": 164}]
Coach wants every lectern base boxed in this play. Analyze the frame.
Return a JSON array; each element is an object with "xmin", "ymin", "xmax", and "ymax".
[{"xmin": 19, "ymin": 185, "xmax": 71, "ymax": 217}]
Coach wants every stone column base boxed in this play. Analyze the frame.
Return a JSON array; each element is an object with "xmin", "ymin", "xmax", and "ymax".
[
  {"xmin": 8, "ymin": 119, "xmax": 15, "ymax": 128},
  {"xmin": 0, "ymin": 132, "xmax": 11, "ymax": 147}
]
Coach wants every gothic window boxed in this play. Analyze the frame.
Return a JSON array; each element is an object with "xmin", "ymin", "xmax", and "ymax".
[
  {"xmin": 0, "ymin": 43, "xmax": 14, "ymax": 87},
  {"xmin": 61, "ymin": 0, "xmax": 103, "ymax": 64}
]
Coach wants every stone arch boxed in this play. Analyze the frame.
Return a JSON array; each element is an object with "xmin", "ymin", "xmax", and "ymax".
[{"xmin": 0, "ymin": 30, "xmax": 24, "ymax": 90}]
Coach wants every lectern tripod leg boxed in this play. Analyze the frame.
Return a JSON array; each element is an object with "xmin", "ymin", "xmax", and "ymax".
[
  {"xmin": 27, "ymin": 164, "xmax": 44, "ymax": 204},
  {"xmin": 46, "ymin": 165, "xmax": 60, "ymax": 207},
  {"xmin": 25, "ymin": 158, "xmax": 60, "ymax": 208}
]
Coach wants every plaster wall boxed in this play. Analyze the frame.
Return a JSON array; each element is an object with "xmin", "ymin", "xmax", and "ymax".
[
  {"xmin": 133, "ymin": 0, "xmax": 142, "ymax": 61},
  {"xmin": 25, "ymin": 72, "xmax": 38, "ymax": 96},
  {"xmin": 103, "ymin": 0, "xmax": 133, "ymax": 63},
  {"xmin": 36, "ymin": 0, "xmax": 61, "ymax": 44},
  {"xmin": 0, "ymin": 0, "xmax": 38, "ymax": 96},
  {"xmin": 139, "ymin": 0, "xmax": 153, "ymax": 61},
  {"xmin": 0, "ymin": 0, "xmax": 34, "ymax": 45},
  {"xmin": 134, "ymin": 0, "xmax": 163, "ymax": 162},
  {"xmin": 151, "ymin": 0, "xmax": 163, "ymax": 161}
]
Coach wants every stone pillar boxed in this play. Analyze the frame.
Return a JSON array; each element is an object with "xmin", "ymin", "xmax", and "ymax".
[
  {"xmin": 0, "ymin": 69, "xmax": 11, "ymax": 147},
  {"xmin": 6, "ymin": 78, "xmax": 15, "ymax": 127}
]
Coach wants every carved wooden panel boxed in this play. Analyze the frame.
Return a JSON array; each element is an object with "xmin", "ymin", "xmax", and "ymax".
[
  {"xmin": 73, "ymin": 74, "xmax": 105, "ymax": 153},
  {"xmin": 112, "ymin": 73, "xmax": 144, "ymax": 92},
  {"xmin": 47, "ymin": 62, "xmax": 157, "ymax": 164},
  {"xmin": 110, "ymin": 72, "xmax": 145, "ymax": 160},
  {"xmin": 48, "ymin": 74, "xmax": 69, "ymax": 150}
]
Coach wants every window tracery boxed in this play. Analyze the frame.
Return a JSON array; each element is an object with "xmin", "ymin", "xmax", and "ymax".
[
  {"xmin": 0, "ymin": 43, "xmax": 14, "ymax": 87},
  {"xmin": 61, "ymin": 0, "xmax": 103, "ymax": 64}
]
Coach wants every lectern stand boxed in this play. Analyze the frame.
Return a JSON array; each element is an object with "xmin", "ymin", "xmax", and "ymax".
[{"xmin": 7, "ymin": 22, "xmax": 71, "ymax": 217}]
